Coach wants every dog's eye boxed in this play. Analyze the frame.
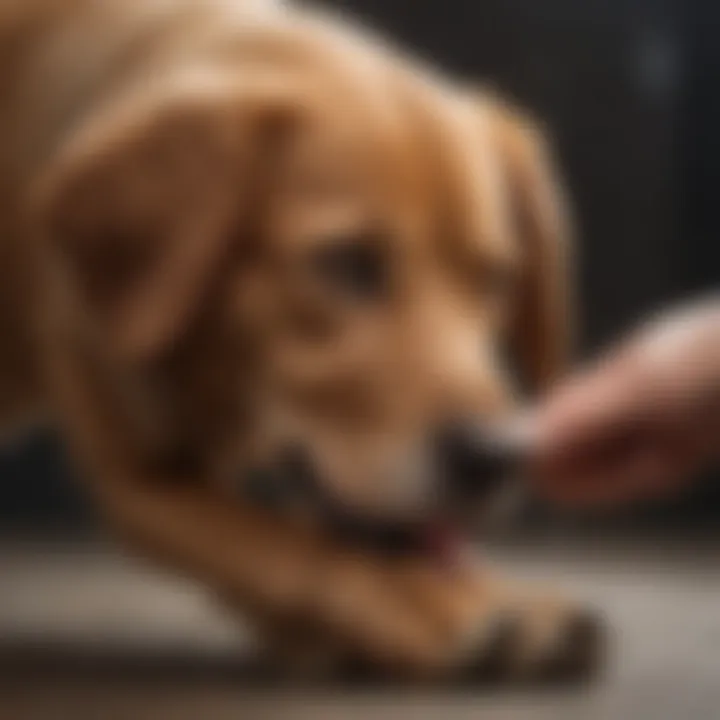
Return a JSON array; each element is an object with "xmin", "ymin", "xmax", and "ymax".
[{"xmin": 309, "ymin": 235, "xmax": 387, "ymax": 300}]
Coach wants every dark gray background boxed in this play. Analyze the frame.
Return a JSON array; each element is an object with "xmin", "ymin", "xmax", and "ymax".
[{"xmin": 0, "ymin": 0, "xmax": 717, "ymax": 532}]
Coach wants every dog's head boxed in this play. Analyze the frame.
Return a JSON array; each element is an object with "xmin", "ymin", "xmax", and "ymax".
[{"xmin": 38, "ymin": 13, "xmax": 572, "ymax": 532}]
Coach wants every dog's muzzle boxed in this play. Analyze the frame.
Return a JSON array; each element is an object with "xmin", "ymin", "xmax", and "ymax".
[{"xmin": 239, "ymin": 420, "xmax": 529, "ymax": 558}]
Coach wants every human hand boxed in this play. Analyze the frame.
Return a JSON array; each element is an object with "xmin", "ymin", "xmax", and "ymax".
[{"xmin": 529, "ymin": 297, "xmax": 720, "ymax": 508}]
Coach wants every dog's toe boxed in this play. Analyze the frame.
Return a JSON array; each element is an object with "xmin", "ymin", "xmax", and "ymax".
[
  {"xmin": 535, "ymin": 609, "xmax": 607, "ymax": 683},
  {"xmin": 459, "ymin": 614, "xmax": 522, "ymax": 683}
]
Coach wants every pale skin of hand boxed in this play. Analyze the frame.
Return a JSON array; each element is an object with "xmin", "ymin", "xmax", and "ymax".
[{"xmin": 530, "ymin": 297, "xmax": 720, "ymax": 508}]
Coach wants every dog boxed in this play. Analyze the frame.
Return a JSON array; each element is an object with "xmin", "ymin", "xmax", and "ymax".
[{"xmin": 0, "ymin": 0, "xmax": 601, "ymax": 679}]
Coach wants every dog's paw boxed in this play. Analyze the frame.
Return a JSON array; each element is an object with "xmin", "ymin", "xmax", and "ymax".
[
  {"xmin": 254, "ymin": 555, "xmax": 607, "ymax": 685},
  {"xmin": 457, "ymin": 599, "xmax": 606, "ymax": 685}
]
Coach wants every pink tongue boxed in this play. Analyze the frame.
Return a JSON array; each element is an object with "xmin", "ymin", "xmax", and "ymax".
[{"xmin": 422, "ymin": 522, "xmax": 466, "ymax": 566}]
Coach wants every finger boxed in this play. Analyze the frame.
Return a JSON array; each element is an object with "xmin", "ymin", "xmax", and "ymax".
[
  {"xmin": 532, "ymin": 413, "xmax": 655, "ymax": 501},
  {"xmin": 533, "ymin": 367, "xmax": 646, "ymax": 468},
  {"xmin": 539, "ymin": 448, "xmax": 676, "ymax": 509}
]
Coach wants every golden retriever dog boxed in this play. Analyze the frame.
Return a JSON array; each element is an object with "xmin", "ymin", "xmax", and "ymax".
[{"xmin": 0, "ymin": 0, "xmax": 602, "ymax": 679}]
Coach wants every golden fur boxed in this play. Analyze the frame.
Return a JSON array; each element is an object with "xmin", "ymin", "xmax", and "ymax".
[{"xmin": 0, "ymin": 0, "xmax": 599, "ymax": 678}]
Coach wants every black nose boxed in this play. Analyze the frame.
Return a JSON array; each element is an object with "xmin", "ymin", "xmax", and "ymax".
[{"xmin": 435, "ymin": 421, "xmax": 523, "ymax": 500}]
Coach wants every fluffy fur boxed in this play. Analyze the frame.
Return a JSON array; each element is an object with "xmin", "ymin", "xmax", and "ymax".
[{"xmin": 0, "ymin": 0, "xmax": 600, "ymax": 679}]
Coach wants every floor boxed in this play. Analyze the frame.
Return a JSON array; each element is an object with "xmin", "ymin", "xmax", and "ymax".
[{"xmin": 2, "ymin": 538, "xmax": 720, "ymax": 720}]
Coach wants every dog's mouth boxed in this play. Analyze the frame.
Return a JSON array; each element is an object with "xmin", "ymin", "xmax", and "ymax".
[
  {"xmin": 327, "ymin": 512, "xmax": 469, "ymax": 563},
  {"xmin": 241, "ymin": 462, "xmax": 463, "ymax": 562},
  {"xmin": 240, "ymin": 423, "xmax": 528, "ymax": 564},
  {"xmin": 239, "ymin": 465, "xmax": 466, "ymax": 563}
]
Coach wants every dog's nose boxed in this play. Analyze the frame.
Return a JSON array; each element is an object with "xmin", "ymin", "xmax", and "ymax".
[{"xmin": 435, "ymin": 421, "xmax": 524, "ymax": 500}]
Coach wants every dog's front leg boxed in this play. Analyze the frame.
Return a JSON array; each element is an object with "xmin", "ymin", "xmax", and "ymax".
[
  {"xmin": 91, "ymin": 477, "xmax": 605, "ymax": 681},
  {"xmin": 92, "ymin": 477, "xmax": 468, "ymax": 674}
]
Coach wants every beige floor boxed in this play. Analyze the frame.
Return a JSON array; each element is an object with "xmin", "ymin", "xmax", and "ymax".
[{"xmin": 2, "ymin": 538, "xmax": 720, "ymax": 720}]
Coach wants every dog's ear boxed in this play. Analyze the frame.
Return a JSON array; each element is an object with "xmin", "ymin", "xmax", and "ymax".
[
  {"xmin": 488, "ymin": 101, "xmax": 575, "ymax": 393},
  {"xmin": 37, "ymin": 77, "xmax": 294, "ymax": 364}
]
